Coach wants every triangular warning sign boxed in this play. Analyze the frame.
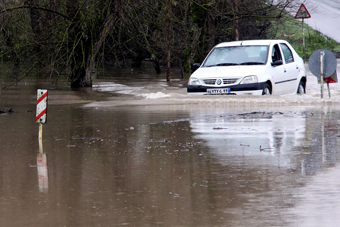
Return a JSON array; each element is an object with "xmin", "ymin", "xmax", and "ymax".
[{"xmin": 294, "ymin": 4, "xmax": 311, "ymax": 19}]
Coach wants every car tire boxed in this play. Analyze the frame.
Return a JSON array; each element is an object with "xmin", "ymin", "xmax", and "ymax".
[
  {"xmin": 262, "ymin": 84, "xmax": 272, "ymax": 95},
  {"xmin": 297, "ymin": 80, "xmax": 306, "ymax": 94}
]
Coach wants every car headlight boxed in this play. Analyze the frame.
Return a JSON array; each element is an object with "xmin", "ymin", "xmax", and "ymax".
[
  {"xmin": 188, "ymin": 77, "xmax": 201, "ymax": 85},
  {"xmin": 240, "ymin": 75, "xmax": 258, "ymax": 84}
]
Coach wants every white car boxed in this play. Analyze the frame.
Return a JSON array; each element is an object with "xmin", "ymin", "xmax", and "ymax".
[{"xmin": 187, "ymin": 40, "xmax": 306, "ymax": 95}]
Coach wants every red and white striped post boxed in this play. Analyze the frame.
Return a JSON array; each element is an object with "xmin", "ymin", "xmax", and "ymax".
[
  {"xmin": 36, "ymin": 89, "xmax": 48, "ymax": 153},
  {"xmin": 36, "ymin": 90, "xmax": 48, "ymax": 123}
]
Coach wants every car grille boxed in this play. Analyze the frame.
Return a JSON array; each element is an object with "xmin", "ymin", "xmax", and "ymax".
[
  {"xmin": 203, "ymin": 79, "xmax": 216, "ymax": 85},
  {"xmin": 203, "ymin": 78, "xmax": 238, "ymax": 85},
  {"xmin": 223, "ymin": 79, "xmax": 238, "ymax": 84}
]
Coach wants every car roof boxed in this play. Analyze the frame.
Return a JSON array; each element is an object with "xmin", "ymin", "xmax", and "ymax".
[{"xmin": 214, "ymin": 40, "xmax": 287, "ymax": 48}]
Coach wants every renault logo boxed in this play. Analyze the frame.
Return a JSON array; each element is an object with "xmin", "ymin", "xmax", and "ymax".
[{"xmin": 216, "ymin": 79, "xmax": 222, "ymax": 85}]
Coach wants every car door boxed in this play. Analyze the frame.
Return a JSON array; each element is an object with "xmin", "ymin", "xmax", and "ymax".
[
  {"xmin": 269, "ymin": 44, "xmax": 286, "ymax": 95},
  {"xmin": 279, "ymin": 43, "xmax": 300, "ymax": 94}
]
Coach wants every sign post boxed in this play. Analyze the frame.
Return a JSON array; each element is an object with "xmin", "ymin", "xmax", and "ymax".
[
  {"xmin": 294, "ymin": 4, "xmax": 311, "ymax": 59},
  {"xmin": 36, "ymin": 89, "xmax": 48, "ymax": 153},
  {"xmin": 320, "ymin": 51, "xmax": 324, "ymax": 98},
  {"xmin": 308, "ymin": 49, "xmax": 337, "ymax": 98}
]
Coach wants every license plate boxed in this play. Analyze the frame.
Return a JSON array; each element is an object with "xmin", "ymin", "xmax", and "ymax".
[{"xmin": 207, "ymin": 88, "xmax": 230, "ymax": 95}]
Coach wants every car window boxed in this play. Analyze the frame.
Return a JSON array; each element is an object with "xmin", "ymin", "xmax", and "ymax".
[
  {"xmin": 271, "ymin": 44, "xmax": 282, "ymax": 63},
  {"xmin": 247, "ymin": 46, "xmax": 268, "ymax": 63},
  {"xmin": 279, "ymin": 43, "xmax": 294, "ymax": 63},
  {"xmin": 203, "ymin": 48, "xmax": 233, "ymax": 66},
  {"xmin": 203, "ymin": 45, "xmax": 268, "ymax": 67}
]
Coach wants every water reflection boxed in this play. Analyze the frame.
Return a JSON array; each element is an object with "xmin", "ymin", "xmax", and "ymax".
[
  {"xmin": 37, "ymin": 152, "xmax": 48, "ymax": 193},
  {"xmin": 187, "ymin": 107, "xmax": 340, "ymax": 226},
  {"xmin": 189, "ymin": 111, "xmax": 306, "ymax": 168},
  {"xmin": 296, "ymin": 107, "xmax": 340, "ymax": 176},
  {"xmin": 189, "ymin": 108, "xmax": 340, "ymax": 176}
]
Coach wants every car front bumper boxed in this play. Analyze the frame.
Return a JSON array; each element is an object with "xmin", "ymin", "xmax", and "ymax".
[{"xmin": 187, "ymin": 82, "xmax": 266, "ymax": 95}]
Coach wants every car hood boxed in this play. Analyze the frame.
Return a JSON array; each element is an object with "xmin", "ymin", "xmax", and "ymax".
[{"xmin": 191, "ymin": 65, "xmax": 266, "ymax": 79}]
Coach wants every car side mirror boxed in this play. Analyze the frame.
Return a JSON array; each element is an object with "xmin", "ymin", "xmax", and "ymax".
[
  {"xmin": 192, "ymin": 63, "xmax": 201, "ymax": 71},
  {"xmin": 271, "ymin": 60, "xmax": 283, "ymax": 67}
]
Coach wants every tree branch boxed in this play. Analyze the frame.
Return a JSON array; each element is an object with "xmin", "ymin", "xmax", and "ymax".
[{"xmin": 0, "ymin": 6, "xmax": 70, "ymax": 20}]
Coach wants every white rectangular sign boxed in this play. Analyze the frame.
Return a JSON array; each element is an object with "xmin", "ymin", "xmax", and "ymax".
[{"xmin": 36, "ymin": 89, "xmax": 48, "ymax": 123}]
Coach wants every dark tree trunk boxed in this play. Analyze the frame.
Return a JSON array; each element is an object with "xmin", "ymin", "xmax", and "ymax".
[
  {"xmin": 233, "ymin": 0, "xmax": 239, "ymax": 41},
  {"xmin": 83, "ymin": 0, "xmax": 125, "ymax": 87},
  {"xmin": 166, "ymin": 0, "xmax": 172, "ymax": 82},
  {"xmin": 26, "ymin": 0, "xmax": 44, "ymax": 77},
  {"xmin": 153, "ymin": 57, "xmax": 161, "ymax": 74},
  {"xmin": 66, "ymin": 0, "xmax": 86, "ymax": 87},
  {"xmin": 26, "ymin": 0, "xmax": 41, "ymax": 34},
  {"xmin": 1, "ymin": 27, "xmax": 20, "ymax": 79}
]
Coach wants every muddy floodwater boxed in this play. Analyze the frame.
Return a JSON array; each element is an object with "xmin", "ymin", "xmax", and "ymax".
[{"xmin": 2, "ymin": 66, "xmax": 340, "ymax": 227}]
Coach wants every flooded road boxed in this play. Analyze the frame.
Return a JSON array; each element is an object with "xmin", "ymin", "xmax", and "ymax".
[{"xmin": 1, "ymin": 66, "xmax": 340, "ymax": 226}]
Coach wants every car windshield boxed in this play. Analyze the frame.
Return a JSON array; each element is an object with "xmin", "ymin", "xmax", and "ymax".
[{"xmin": 203, "ymin": 45, "xmax": 269, "ymax": 67}]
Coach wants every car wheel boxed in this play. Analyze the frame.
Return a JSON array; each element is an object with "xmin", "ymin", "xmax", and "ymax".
[
  {"xmin": 297, "ymin": 80, "xmax": 306, "ymax": 94},
  {"xmin": 262, "ymin": 84, "xmax": 272, "ymax": 95}
]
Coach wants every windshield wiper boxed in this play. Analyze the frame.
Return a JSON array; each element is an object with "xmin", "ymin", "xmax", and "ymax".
[
  {"xmin": 239, "ymin": 62, "xmax": 264, "ymax": 65},
  {"xmin": 206, "ymin": 63, "xmax": 239, "ymax": 67}
]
